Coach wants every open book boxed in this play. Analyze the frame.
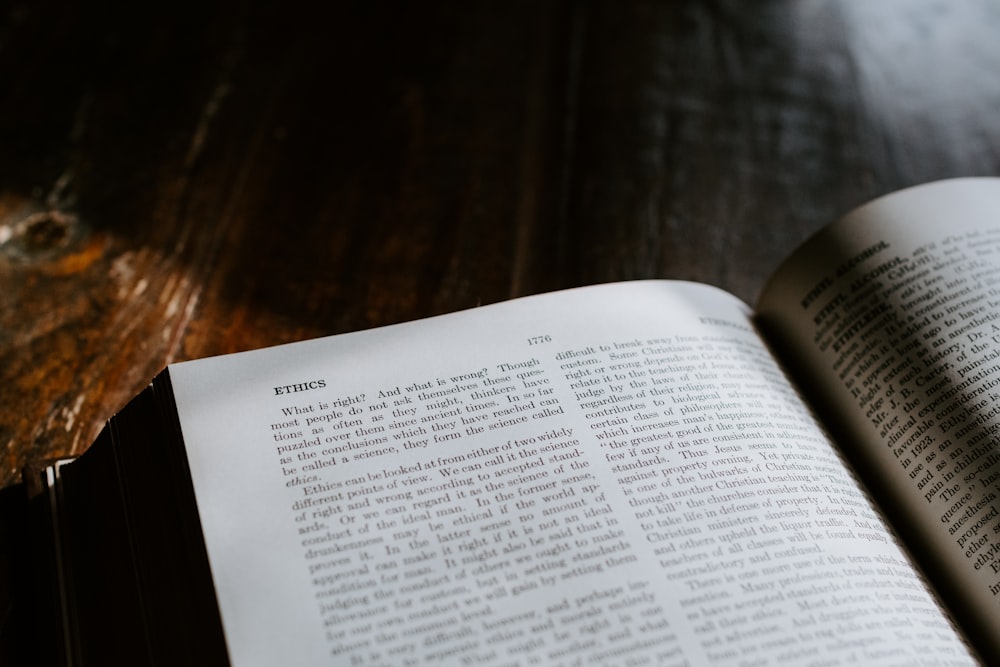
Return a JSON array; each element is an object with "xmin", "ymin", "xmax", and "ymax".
[{"xmin": 32, "ymin": 178, "xmax": 1000, "ymax": 665}]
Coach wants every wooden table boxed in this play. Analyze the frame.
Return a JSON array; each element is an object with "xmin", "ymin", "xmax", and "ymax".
[{"xmin": 3, "ymin": 0, "xmax": 1000, "ymax": 661}]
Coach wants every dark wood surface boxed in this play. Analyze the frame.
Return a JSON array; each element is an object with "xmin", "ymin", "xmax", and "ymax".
[{"xmin": 3, "ymin": 0, "xmax": 1000, "ymax": 660}]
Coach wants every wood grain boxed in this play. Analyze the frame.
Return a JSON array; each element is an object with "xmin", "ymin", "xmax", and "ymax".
[{"xmin": 2, "ymin": 0, "xmax": 1000, "ymax": 656}]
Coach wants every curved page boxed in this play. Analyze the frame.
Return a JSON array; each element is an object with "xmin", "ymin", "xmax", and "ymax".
[{"xmin": 758, "ymin": 178, "xmax": 1000, "ymax": 663}]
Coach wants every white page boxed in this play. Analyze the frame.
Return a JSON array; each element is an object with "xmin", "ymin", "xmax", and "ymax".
[{"xmin": 170, "ymin": 280, "xmax": 974, "ymax": 666}]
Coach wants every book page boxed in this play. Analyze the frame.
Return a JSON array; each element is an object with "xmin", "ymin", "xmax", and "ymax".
[
  {"xmin": 757, "ymin": 177, "xmax": 1000, "ymax": 663},
  {"xmin": 169, "ymin": 281, "xmax": 974, "ymax": 666}
]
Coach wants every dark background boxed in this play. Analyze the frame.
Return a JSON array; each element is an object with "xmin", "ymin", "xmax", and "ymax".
[{"xmin": 3, "ymin": 1, "xmax": 1000, "ymax": 661}]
